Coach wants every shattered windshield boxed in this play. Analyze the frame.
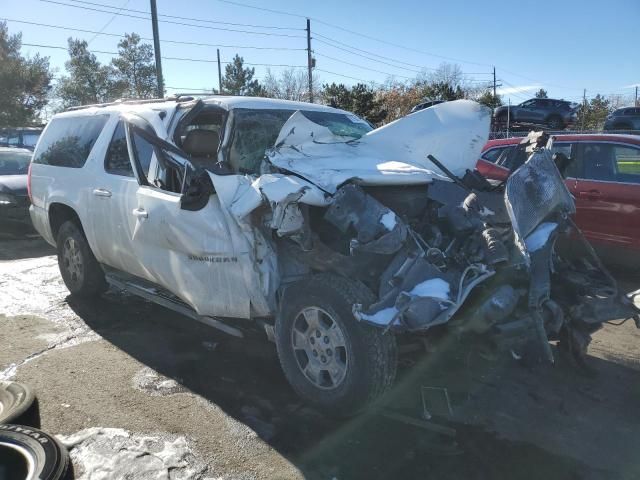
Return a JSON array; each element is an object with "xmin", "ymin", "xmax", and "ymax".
[{"xmin": 227, "ymin": 108, "xmax": 372, "ymax": 174}]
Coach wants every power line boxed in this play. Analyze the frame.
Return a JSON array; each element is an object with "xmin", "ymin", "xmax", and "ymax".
[
  {"xmin": 315, "ymin": 68, "xmax": 375, "ymax": 84},
  {"xmin": 68, "ymin": 0, "xmax": 303, "ymax": 30},
  {"xmin": 314, "ymin": 52, "xmax": 411, "ymax": 79},
  {"xmin": 212, "ymin": 0, "xmax": 490, "ymax": 67},
  {"xmin": 21, "ymin": 43, "xmax": 306, "ymax": 67},
  {"xmin": 3, "ymin": 18, "xmax": 305, "ymax": 50},
  {"xmin": 87, "ymin": 0, "xmax": 129, "ymax": 44},
  {"xmin": 314, "ymin": 35, "xmax": 432, "ymax": 72},
  {"xmin": 38, "ymin": 0, "xmax": 306, "ymax": 37}
]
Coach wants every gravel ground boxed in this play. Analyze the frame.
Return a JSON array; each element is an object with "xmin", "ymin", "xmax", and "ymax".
[{"xmin": 2, "ymin": 232, "xmax": 640, "ymax": 479}]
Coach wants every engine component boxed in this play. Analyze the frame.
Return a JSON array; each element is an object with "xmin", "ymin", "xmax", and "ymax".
[
  {"xmin": 324, "ymin": 184, "xmax": 408, "ymax": 255},
  {"xmin": 481, "ymin": 227, "xmax": 509, "ymax": 265}
]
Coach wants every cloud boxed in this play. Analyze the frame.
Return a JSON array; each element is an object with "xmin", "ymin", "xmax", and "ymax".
[{"xmin": 496, "ymin": 85, "xmax": 542, "ymax": 95}]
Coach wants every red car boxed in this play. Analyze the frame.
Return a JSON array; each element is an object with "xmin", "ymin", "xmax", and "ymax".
[{"xmin": 477, "ymin": 134, "xmax": 640, "ymax": 268}]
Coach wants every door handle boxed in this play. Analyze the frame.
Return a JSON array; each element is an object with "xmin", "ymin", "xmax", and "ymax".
[
  {"xmin": 578, "ymin": 190, "xmax": 602, "ymax": 199},
  {"xmin": 132, "ymin": 207, "xmax": 148, "ymax": 219},
  {"xmin": 92, "ymin": 188, "xmax": 112, "ymax": 198}
]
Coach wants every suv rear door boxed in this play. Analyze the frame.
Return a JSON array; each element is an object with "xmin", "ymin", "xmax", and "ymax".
[
  {"xmin": 89, "ymin": 119, "xmax": 146, "ymax": 277},
  {"xmin": 572, "ymin": 141, "xmax": 640, "ymax": 252}
]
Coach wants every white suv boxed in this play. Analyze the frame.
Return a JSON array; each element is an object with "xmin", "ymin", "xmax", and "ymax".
[{"xmin": 29, "ymin": 97, "xmax": 637, "ymax": 415}]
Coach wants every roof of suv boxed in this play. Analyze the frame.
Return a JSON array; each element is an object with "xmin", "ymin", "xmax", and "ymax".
[{"xmin": 59, "ymin": 96, "xmax": 349, "ymax": 117}]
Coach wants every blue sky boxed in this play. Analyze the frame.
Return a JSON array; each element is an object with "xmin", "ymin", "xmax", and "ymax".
[{"xmin": 4, "ymin": 0, "xmax": 640, "ymax": 104}]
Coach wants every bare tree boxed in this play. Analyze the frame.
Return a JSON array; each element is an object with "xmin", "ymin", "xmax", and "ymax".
[{"xmin": 263, "ymin": 68, "xmax": 320, "ymax": 101}]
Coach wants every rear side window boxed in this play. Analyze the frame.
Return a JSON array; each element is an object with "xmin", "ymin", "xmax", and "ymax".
[
  {"xmin": 105, "ymin": 122, "xmax": 134, "ymax": 177},
  {"xmin": 33, "ymin": 115, "xmax": 109, "ymax": 168},
  {"xmin": 481, "ymin": 146, "xmax": 507, "ymax": 163}
]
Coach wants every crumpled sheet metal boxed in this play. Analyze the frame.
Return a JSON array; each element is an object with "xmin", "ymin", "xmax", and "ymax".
[{"xmin": 268, "ymin": 100, "xmax": 491, "ymax": 193}]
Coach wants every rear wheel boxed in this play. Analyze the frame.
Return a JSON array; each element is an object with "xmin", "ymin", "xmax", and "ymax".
[
  {"xmin": 275, "ymin": 274, "xmax": 397, "ymax": 416},
  {"xmin": 56, "ymin": 220, "xmax": 106, "ymax": 297}
]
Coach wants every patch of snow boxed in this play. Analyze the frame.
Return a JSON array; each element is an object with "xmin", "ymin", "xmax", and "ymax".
[
  {"xmin": 132, "ymin": 367, "xmax": 184, "ymax": 397},
  {"xmin": 525, "ymin": 222, "xmax": 558, "ymax": 252},
  {"xmin": 359, "ymin": 307, "xmax": 399, "ymax": 326},
  {"xmin": 479, "ymin": 207, "xmax": 495, "ymax": 217},
  {"xmin": 57, "ymin": 427, "xmax": 208, "ymax": 480},
  {"xmin": 409, "ymin": 278, "xmax": 450, "ymax": 300},
  {"xmin": 380, "ymin": 211, "xmax": 397, "ymax": 231}
]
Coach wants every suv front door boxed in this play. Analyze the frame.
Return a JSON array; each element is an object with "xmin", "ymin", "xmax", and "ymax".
[{"xmin": 125, "ymin": 121, "xmax": 253, "ymax": 319}]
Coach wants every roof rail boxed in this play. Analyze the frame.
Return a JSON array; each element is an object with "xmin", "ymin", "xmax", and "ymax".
[{"xmin": 64, "ymin": 95, "xmax": 198, "ymax": 112}]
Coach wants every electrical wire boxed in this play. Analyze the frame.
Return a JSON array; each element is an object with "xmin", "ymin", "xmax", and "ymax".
[
  {"xmin": 315, "ymin": 68, "xmax": 376, "ymax": 84},
  {"xmin": 314, "ymin": 52, "xmax": 411, "ymax": 79},
  {"xmin": 21, "ymin": 43, "xmax": 306, "ymax": 67},
  {"xmin": 87, "ymin": 0, "xmax": 129, "ymax": 44},
  {"xmin": 4, "ymin": 18, "xmax": 306, "ymax": 50},
  {"xmin": 68, "ymin": 0, "xmax": 303, "ymax": 30},
  {"xmin": 37, "ymin": 0, "xmax": 306, "ymax": 37}
]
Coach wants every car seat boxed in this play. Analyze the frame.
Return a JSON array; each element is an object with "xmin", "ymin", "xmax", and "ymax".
[{"xmin": 182, "ymin": 129, "xmax": 220, "ymax": 167}]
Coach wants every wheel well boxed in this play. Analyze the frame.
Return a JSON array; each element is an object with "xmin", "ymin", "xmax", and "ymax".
[{"xmin": 49, "ymin": 203, "xmax": 83, "ymax": 243}]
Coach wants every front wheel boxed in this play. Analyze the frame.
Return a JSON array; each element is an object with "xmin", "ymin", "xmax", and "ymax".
[
  {"xmin": 56, "ymin": 220, "xmax": 106, "ymax": 297},
  {"xmin": 275, "ymin": 274, "xmax": 397, "ymax": 416}
]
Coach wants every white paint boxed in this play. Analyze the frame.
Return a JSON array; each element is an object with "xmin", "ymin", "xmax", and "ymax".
[
  {"xmin": 525, "ymin": 222, "xmax": 558, "ymax": 252},
  {"xmin": 408, "ymin": 278, "xmax": 451, "ymax": 300},
  {"xmin": 58, "ymin": 427, "xmax": 208, "ymax": 480},
  {"xmin": 269, "ymin": 100, "xmax": 491, "ymax": 193},
  {"xmin": 380, "ymin": 211, "xmax": 397, "ymax": 231}
]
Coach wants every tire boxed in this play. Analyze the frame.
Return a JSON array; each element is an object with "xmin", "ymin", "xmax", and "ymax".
[
  {"xmin": 546, "ymin": 115, "xmax": 563, "ymax": 130},
  {"xmin": 0, "ymin": 424, "xmax": 70, "ymax": 480},
  {"xmin": 56, "ymin": 220, "xmax": 106, "ymax": 297},
  {"xmin": 0, "ymin": 382, "xmax": 36, "ymax": 425},
  {"xmin": 275, "ymin": 274, "xmax": 397, "ymax": 416}
]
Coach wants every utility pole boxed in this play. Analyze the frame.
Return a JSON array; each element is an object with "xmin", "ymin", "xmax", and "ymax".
[
  {"xmin": 506, "ymin": 98, "xmax": 510, "ymax": 137},
  {"xmin": 217, "ymin": 49, "xmax": 223, "ymax": 94},
  {"xmin": 150, "ymin": 0, "xmax": 164, "ymax": 98},
  {"xmin": 306, "ymin": 18, "xmax": 314, "ymax": 103},
  {"xmin": 493, "ymin": 66, "xmax": 497, "ymax": 103},
  {"xmin": 581, "ymin": 88, "xmax": 587, "ymax": 131},
  {"xmin": 636, "ymin": 86, "xmax": 638, "ymax": 107}
]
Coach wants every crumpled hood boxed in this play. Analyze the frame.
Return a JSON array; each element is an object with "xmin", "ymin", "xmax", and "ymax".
[{"xmin": 267, "ymin": 99, "xmax": 491, "ymax": 193}]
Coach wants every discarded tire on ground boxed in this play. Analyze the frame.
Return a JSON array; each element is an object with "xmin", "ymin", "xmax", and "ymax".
[
  {"xmin": 0, "ymin": 424, "xmax": 69, "ymax": 480},
  {"xmin": 276, "ymin": 274, "xmax": 397, "ymax": 417},
  {"xmin": 0, "ymin": 381, "xmax": 36, "ymax": 425}
]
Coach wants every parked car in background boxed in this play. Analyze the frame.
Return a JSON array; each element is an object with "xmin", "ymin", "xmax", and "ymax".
[
  {"xmin": 0, "ymin": 127, "xmax": 43, "ymax": 150},
  {"xmin": 493, "ymin": 98, "xmax": 579, "ymax": 130},
  {"xmin": 477, "ymin": 134, "xmax": 640, "ymax": 269},
  {"xmin": 603, "ymin": 107, "xmax": 640, "ymax": 131},
  {"xmin": 0, "ymin": 147, "xmax": 32, "ymax": 227}
]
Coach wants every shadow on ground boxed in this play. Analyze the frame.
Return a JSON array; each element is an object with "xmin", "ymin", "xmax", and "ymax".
[
  {"xmin": 66, "ymin": 288, "xmax": 640, "ymax": 480},
  {"xmin": 0, "ymin": 223, "xmax": 54, "ymax": 260}
]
